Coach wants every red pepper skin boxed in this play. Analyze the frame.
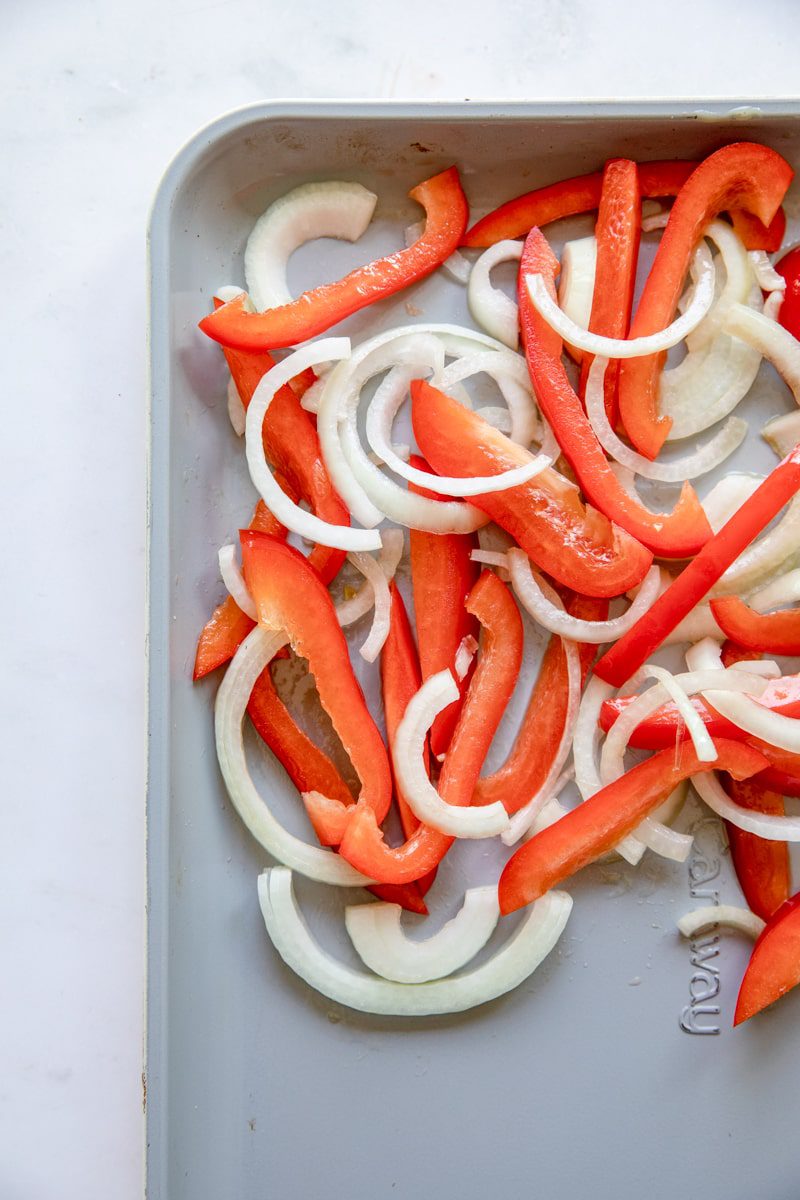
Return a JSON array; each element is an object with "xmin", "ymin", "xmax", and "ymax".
[
  {"xmin": 720, "ymin": 640, "xmax": 762, "ymax": 669},
  {"xmin": 498, "ymin": 739, "xmax": 768, "ymax": 915},
  {"xmin": 617, "ymin": 144, "xmax": 793, "ymax": 460},
  {"xmin": 776, "ymin": 246, "xmax": 800, "ymax": 339},
  {"xmin": 519, "ymin": 228, "xmax": 711, "ymax": 558},
  {"xmin": 594, "ymin": 443, "xmax": 800, "ymax": 687},
  {"xmin": 578, "ymin": 159, "xmax": 641, "ymax": 428},
  {"xmin": 710, "ymin": 595, "xmax": 800, "ymax": 656},
  {"xmin": 411, "ymin": 378, "xmax": 653, "ymax": 598},
  {"xmin": 734, "ymin": 892, "xmax": 800, "ymax": 1025},
  {"xmin": 240, "ymin": 532, "xmax": 393, "ymax": 845},
  {"xmin": 408, "ymin": 456, "xmax": 479, "ymax": 758},
  {"xmin": 755, "ymin": 767, "xmax": 800, "ymax": 797},
  {"xmin": 724, "ymin": 778, "xmax": 789, "ymax": 923},
  {"xmin": 473, "ymin": 594, "xmax": 607, "ymax": 813},
  {"xmin": 199, "ymin": 168, "xmax": 468, "ymax": 351},
  {"xmin": 338, "ymin": 571, "xmax": 523, "ymax": 885},
  {"xmin": 731, "ymin": 205, "xmax": 786, "ymax": 253}
]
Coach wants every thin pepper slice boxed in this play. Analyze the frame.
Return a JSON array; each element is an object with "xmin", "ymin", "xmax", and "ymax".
[
  {"xmin": 337, "ymin": 571, "xmax": 523, "ymax": 885},
  {"xmin": 474, "ymin": 594, "xmax": 607, "ymax": 813},
  {"xmin": 731, "ymin": 205, "xmax": 787, "ymax": 253},
  {"xmin": 411, "ymin": 378, "xmax": 652, "ymax": 598},
  {"xmin": 241, "ymin": 532, "xmax": 393, "ymax": 845},
  {"xmin": 199, "ymin": 167, "xmax": 469, "ymax": 351},
  {"xmin": 519, "ymin": 227, "xmax": 711, "ymax": 558},
  {"xmin": 408, "ymin": 455, "xmax": 479, "ymax": 758},
  {"xmin": 617, "ymin": 143, "xmax": 793, "ymax": 459},
  {"xmin": 776, "ymin": 246, "xmax": 800, "ymax": 339},
  {"xmin": 594, "ymin": 442, "xmax": 800, "ymax": 687},
  {"xmin": 578, "ymin": 159, "xmax": 641, "ymax": 428},
  {"xmin": 734, "ymin": 892, "xmax": 800, "ymax": 1025},
  {"xmin": 724, "ymin": 778, "xmax": 790, "ymax": 923},
  {"xmin": 710, "ymin": 595, "xmax": 800, "ymax": 656},
  {"xmin": 498, "ymin": 739, "xmax": 768, "ymax": 915}
]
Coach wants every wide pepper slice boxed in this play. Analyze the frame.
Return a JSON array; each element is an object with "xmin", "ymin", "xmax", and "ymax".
[
  {"xmin": 199, "ymin": 167, "xmax": 469, "ymax": 351},
  {"xmin": 710, "ymin": 595, "xmax": 800, "ymax": 656},
  {"xmin": 734, "ymin": 891, "xmax": 800, "ymax": 1024},
  {"xmin": 337, "ymin": 570, "xmax": 523, "ymax": 885},
  {"xmin": 411, "ymin": 377, "xmax": 652, "ymax": 598},
  {"xmin": 498, "ymin": 739, "xmax": 768, "ymax": 915},
  {"xmin": 594, "ymin": 442, "xmax": 800, "ymax": 687},
  {"xmin": 408, "ymin": 456, "xmax": 479, "ymax": 758},
  {"xmin": 240, "ymin": 531, "xmax": 393, "ymax": 845},
  {"xmin": 519, "ymin": 227, "xmax": 711, "ymax": 557},
  {"xmin": 617, "ymin": 143, "xmax": 793, "ymax": 459},
  {"xmin": 724, "ymin": 778, "xmax": 789, "ymax": 924}
]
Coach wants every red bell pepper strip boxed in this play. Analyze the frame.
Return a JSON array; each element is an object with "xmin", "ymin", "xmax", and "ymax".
[
  {"xmin": 734, "ymin": 891, "xmax": 800, "ymax": 1025},
  {"xmin": 710, "ymin": 594, "xmax": 800, "ymax": 656},
  {"xmin": 221, "ymin": 320, "xmax": 348, "ymax": 587},
  {"xmin": 240, "ymin": 532, "xmax": 393, "ymax": 846},
  {"xmin": 720, "ymin": 640, "xmax": 762, "ymax": 669},
  {"xmin": 337, "ymin": 570, "xmax": 523, "ymax": 885},
  {"xmin": 199, "ymin": 167, "xmax": 469, "ymax": 352},
  {"xmin": 411, "ymin": 378, "xmax": 653, "ymax": 598},
  {"xmin": 617, "ymin": 143, "xmax": 793, "ymax": 460},
  {"xmin": 754, "ymin": 767, "xmax": 800, "ymax": 797},
  {"xmin": 776, "ymin": 246, "xmax": 800, "ymax": 339},
  {"xmin": 408, "ymin": 456, "xmax": 479, "ymax": 758},
  {"xmin": 731, "ymin": 205, "xmax": 786, "ymax": 253},
  {"xmin": 473, "ymin": 593, "xmax": 607, "ymax": 814},
  {"xmin": 594, "ymin": 442, "xmax": 800, "ymax": 687},
  {"xmin": 519, "ymin": 227, "xmax": 711, "ymax": 558},
  {"xmin": 724, "ymin": 778, "xmax": 790, "ymax": 923},
  {"xmin": 599, "ymin": 672, "xmax": 800, "ymax": 749},
  {"xmin": 577, "ymin": 159, "xmax": 641, "ymax": 428},
  {"xmin": 498, "ymin": 739, "xmax": 768, "ymax": 915}
]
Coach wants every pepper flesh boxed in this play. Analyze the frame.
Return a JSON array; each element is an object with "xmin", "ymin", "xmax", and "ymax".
[
  {"xmin": 710, "ymin": 595, "xmax": 800, "ymax": 656},
  {"xmin": 519, "ymin": 226, "xmax": 711, "ymax": 557},
  {"xmin": 734, "ymin": 892, "xmax": 800, "ymax": 1025},
  {"xmin": 724, "ymin": 778, "xmax": 789, "ymax": 923},
  {"xmin": 338, "ymin": 571, "xmax": 523, "ymax": 885},
  {"xmin": 776, "ymin": 246, "xmax": 800, "ymax": 339},
  {"xmin": 241, "ymin": 532, "xmax": 393, "ymax": 845},
  {"xmin": 498, "ymin": 739, "xmax": 768, "ymax": 915},
  {"xmin": 199, "ymin": 167, "xmax": 469, "ymax": 351},
  {"xmin": 408, "ymin": 456, "xmax": 479, "ymax": 758},
  {"xmin": 411, "ymin": 378, "xmax": 653, "ymax": 598},
  {"xmin": 617, "ymin": 143, "xmax": 794, "ymax": 459},
  {"xmin": 594, "ymin": 443, "xmax": 800, "ymax": 687}
]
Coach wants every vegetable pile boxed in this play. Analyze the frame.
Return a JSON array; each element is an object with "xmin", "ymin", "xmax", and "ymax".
[{"xmin": 195, "ymin": 143, "xmax": 800, "ymax": 1024}]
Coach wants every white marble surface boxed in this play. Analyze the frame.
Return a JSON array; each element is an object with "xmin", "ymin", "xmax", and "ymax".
[{"xmin": 1, "ymin": 0, "xmax": 798, "ymax": 1196}]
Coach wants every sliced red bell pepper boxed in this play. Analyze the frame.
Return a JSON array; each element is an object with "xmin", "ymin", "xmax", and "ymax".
[
  {"xmin": 720, "ymin": 640, "xmax": 762, "ymax": 669},
  {"xmin": 240, "ymin": 531, "xmax": 393, "ymax": 846},
  {"xmin": 473, "ymin": 593, "xmax": 607, "ymax": 814},
  {"xmin": 710, "ymin": 594, "xmax": 800, "ymax": 656},
  {"xmin": 338, "ymin": 570, "xmax": 523, "ymax": 885},
  {"xmin": 199, "ymin": 167, "xmax": 468, "ymax": 352},
  {"xmin": 577, "ymin": 159, "xmax": 641, "ymax": 429},
  {"xmin": 734, "ymin": 891, "xmax": 800, "ymax": 1025},
  {"xmin": 411, "ymin": 378, "xmax": 653, "ymax": 598},
  {"xmin": 731, "ymin": 205, "xmax": 786, "ymax": 253},
  {"xmin": 498, "ymin": 739, "xmax": 768, "ymax": 915},
  {"xmin": 519, "ymin": 227, "xmax": 711, "ymax": 558},
  {"xmin": 617, "ymin": 143, "xmax": 793, "ymax": 460},
  {"xmin": 408, "ymin": 455, "xmax": 479, "ymax": 758},
  {"xmin": 754, "ymin": 767, "xmax": 800, "ymax": 797},
  {"xmin": 594, "ymin": 442, "xmax": 800, "ymax": 687},
  {"xmin": 776, "ymin": 246, "xmax": 800, "ymax": 339},
  {"xmin": 724, "ymin": 777, "xmax": 789, "ymax": 923}
]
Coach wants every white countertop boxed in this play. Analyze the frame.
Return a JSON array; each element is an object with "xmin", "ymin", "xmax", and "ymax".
[{"xmin": 2, "ymin": 1, "xmax": 798, "ymax": 1195}]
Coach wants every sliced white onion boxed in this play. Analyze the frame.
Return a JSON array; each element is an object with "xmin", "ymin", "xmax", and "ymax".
[
  {"xmin": 259, "ymin": 867, "xmax": 572, "ymax": 1016},
  {"xmin": 475, "ymin": 405, "xmax": 513, "ymax": 434},
  {"xmin": 454, "ymin": 635, "xmax": 479, "ymax": 681},
  {"xmin": 436, "ymin": 350, "xmax": 541, "ymax": 447},
  {"xmin": 686, "ymin": 638, "xmax": 800, "ymax": 753},
  {"xmin": 525, "ymin": 796, "xmax": 570, "ymax": 838},
  {"xmin": 467, "ymin": 240, "xmax": 522, "ymax": 349},
  {"xmin": 394, "ymin": 671, "xmax": 510, "ymax": 838},
  {"xmin": 344, "ymin": 886, "xmax": 500, "ymax": 984},
  {"xmin": 335, "ymin": 529, "xmax": 404, "ymax": 629},
  {"xmin": 215, "ymin": 628, "xmax": 372, "ymax": 885},
  {"xmin": 226, "ymin": 376, "xmax": 247, "ymax": 436},
  {"xmin": 298, "ymin": 374, "xmax": 327, "ymax": 414},
  {"xmin": 747, "ymin": 567, "xmax": 800, "ymax": 614},
  {"xmin": 218, "ymin": 543, "xmax": 256, "ymax": 620},
  {"xmin": 764, "ymin": 290, "xmax": 784, "ymax": 322},
  {"xmin": 693, "ymin": 772, "xmax": 800, "ymax": 841},
  {"xmin": 661, "ymin": 328, "xmax": 762, "ymax": 442},
  {"xmin": 557, "ymin": 236, "xmax": 598, "ymax": 335},
  {"xmin": 245, "ymin": 181, "xmax": 377, "ymax": 312},
  {"xmin": 763, "ymin": 411, "xmax": 800, "ymax": 458},
  {"xmin": 214, "ymin": 284, "xmax": 249, "ymax": 306},
  {"xmin": 642, "ymin": 212, "xmax": 669, "ymax": 233},
  {"xmin": 405, "ymin": 220, "xmax": 471, "ymax": 285},
  {"xmin": 686, "ymin": 221, "xmax": 756, "ymax": 351},
  {"xmin": 701, "ymin": 473, "xmax": 763, "ymax": 533},
  {"xmin": 526, "ymin": 242, "xmax": 715, "ymax": 359},
  {"xmin": 510, "ymin": 551, "xmax": 662, "ymax": 644},
  {"xmin": 471, "ymin": 549, "xmax": 511, "ymax": 569},
  {"xmin": 633, "ymin": 818, "xmax": 694, "ymax": 863},
  {"xmin": 677, "ymin": 904, "xmax": 765, "ymax": 940},
  {"xmin": 246, "ymin": 337, "xmax": 382, "ymax": 551},
  {"xmin": 586, "ymin": 356, "xmax": 746, "ymax": 481},
  {"xmin": 700, "ymin": 473, "xmax": 800, "ymax": 597},
  {"xmin": 343, "ymin": 530, "xmax": 403, "ymax": 662},
  {"xmin": 723, "ymin": 302, "xmax": 800, "ymax": 401},
  {"xmin": 643, "ymin": 665, "xmax": 717, "ymax": 763},
  {"xmin": 749, "ymin": 250, "xmax": 786, "ymax": 293}
]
